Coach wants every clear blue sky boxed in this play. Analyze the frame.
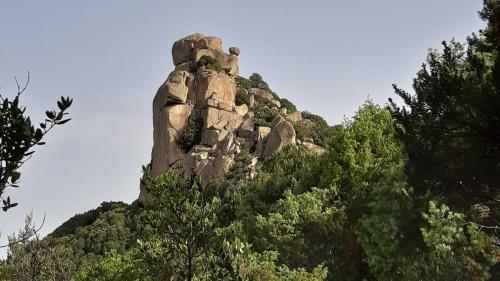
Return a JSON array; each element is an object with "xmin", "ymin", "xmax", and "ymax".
[{"xmin": 0, "ymin": 0, "xmax": 485, "ymax": 254}]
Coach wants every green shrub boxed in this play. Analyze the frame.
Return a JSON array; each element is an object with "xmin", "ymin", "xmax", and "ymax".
[
  {"xmin": 249, "ymin": 73, "xmax": 280, "ymax": 100},
  {"xmin": 197, "ymin": 55, "xmax": 222, "ymax": 72},
  {"xmin": 235, "ymin": 88, "xmax": 250, "ymax": 106},
  {"xmin": 178, "ymin": 110, "xmax": 203, "ymax": 152},
  {"xmin": 279, "ymin": 98, "xmax": 297, "ymax": 113},
  {"xmin": 235, "ymin": 76, "xmax": 252, "ymax": 90},
  {"xmin": 253, "ymin": 104, "xmax": 279, "ymax": 128},
  {"xmin": 293, "ymin": 111, "xmax": 331, "ymax": 147}
]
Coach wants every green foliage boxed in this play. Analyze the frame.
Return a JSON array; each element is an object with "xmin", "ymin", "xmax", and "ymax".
[
  {"xmin": 235, "ymin": 76, "xmax": 252, "ymax": 90},
  {"xmin": 141, "ymin": 168, "xmax": 224, "ymax": 280},
  {"xmin": 223, "ymin": 239, "xmax": 327, "ymax": 281},
  {"xmin": 480, "ymin": 0, "xmax": 500, "ymax": 46},
  {"xmin": 74, "ymin": 244, "xmax": 168, "ymax": 281},
  {"xmin": 197, "ymin": 55, "xmax": 222, "ymax": 72},
  {"xmin": 249, "ymin": 73, "xmax": 280, "ymax": 100},
  {"xmin": 2, "ymin": 213, "xmax": 76, "ymax": 281},
  {"xmin": 6, "ymin": 3, "xmax": 500, "ymax": 281},
  {"xmin": 50, "ymin": 201, "xmax": 129, "ymax": 238},
  {"xmin": 0, "ymin": 74, "xmax": 72, "ymax": 211},
  {"xmin": 235, "ymin": 88, "xmax": 250, "ymax": 106},
  {"xmin": 293, "ymin": 111, "xmax": 331, "ymax": 147},
  {"xmin": 178, "ymin": 110, "xmax": 203, "ymax": 153},
  {"xmin": 279, "ymin": 98, "xmax": 297, "ymax": 113},
  {"xmin": 420, "ymin": 201, "xmax": 497, "ymax": 280},
  {"xmin": 253, "ymin": 188, "xmax": 345, "ymax": 270},
  {"xmin": 252, "ymin": 104, "xmax": 279, "ymax": 127}
]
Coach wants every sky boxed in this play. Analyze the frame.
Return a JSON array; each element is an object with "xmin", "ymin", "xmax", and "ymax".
[{"xmin": 0, "ymin": 0, "xmax": 486, "ymax": 255}]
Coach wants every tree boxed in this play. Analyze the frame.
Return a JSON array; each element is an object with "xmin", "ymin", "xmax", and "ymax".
[
  {"xmin": 0, "ymin": 73, "xmax": 72, "ymax": 211},
  {"xmin": 141, "ymin": 167, "xmax": 223, "ymax": 281},
  {"xmin": 2, "ymin": 212, "xmax": 75, "ymax": 281}
]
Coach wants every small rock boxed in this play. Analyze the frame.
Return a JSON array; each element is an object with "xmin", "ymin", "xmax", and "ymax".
[
  {"xmin": 229, "ymin": 47, "xmax": 240, "ymax": 56},
  {"xmin": 235, "ymin": 104, "xmax": 249, "ymax": 116}
]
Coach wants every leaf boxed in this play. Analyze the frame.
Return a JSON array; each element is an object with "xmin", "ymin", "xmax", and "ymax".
[
  {"xmin": 56, "ymin": 118, "xmax": 71, "ymax": 125},
  {"xmin": 11, "ymin": 171, "xmax": 21, "ymax": 183},
  {"xmin": 46, "ymin": 110, "xmax": 55, "ymax": 119}
]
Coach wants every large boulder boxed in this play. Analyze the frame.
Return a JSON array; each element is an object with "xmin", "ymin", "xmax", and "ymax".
[
  {"xmin": 263, "ymin": 115, "xmax": 296, "ymax": 157},
  {"xmin": 287, "ymin": 111, "xmax": 302, "ymax": 123},
  {"xmin": 172, "ymin": 33, "xmax": 205, "ymax": 66},
  {"xmin": 238, "ymin": 118, "xmax": 254, "ymax": 138},
  {"xmin": 194, "ymin": 36, "xmax": 222, "ymax": 51},
  {"xmin": 151, "ymin": 104, "xmax": 193, "ymax": 175},
  {"xmin": 229, "ymin": 47, "xmax": 240, "ymax": 56},
  {"xmin": 201, "ymin": 106, "xmax": 242, "ymax": 132},
  {"xmin": 254, "ymin": 126, "xmax": 271, "ymax": 157},
  {"xmin": 156, "ymin": 70, "xmax": 191, "ymax": 105},
  {"xmin": 249, "ymin": 88, "xmax": 273, "ymax": 103},
  {"xmin": 301, "ymin": 141, "xmax": 326, "ymax": 155},
  {"xmin": 235, "ymin": 104, "xmax": 248, "ymax": 116},
  {"xmin": 194, "ymin": 48, "xmax": 239, "ymax": 77},
  {"xmin": 195, "ymin": 72, "xmax": 236, "ymax": 108}
]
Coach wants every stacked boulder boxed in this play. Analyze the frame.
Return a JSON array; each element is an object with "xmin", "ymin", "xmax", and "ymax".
[{"xmin": 139, "ymin": 33, "xmax": 316, "ymax": 201}]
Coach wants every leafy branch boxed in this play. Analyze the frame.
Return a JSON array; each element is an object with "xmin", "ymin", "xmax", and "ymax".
[{"xmin": 0, "ymin": 72, "xmax": 73, "ymax": 212}]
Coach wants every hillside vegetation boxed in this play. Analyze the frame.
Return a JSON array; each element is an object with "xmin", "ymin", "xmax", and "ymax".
[{"xmin": 1, "ymin": 1, "xmax": 500, "ymax": 280}]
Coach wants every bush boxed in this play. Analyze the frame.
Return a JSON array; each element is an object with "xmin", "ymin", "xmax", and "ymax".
[
  {"xmin": 279, "ymin": 98, "xmax": 297, "ymax": 113},
  {"xmin": 197, "ymin": 55, "xmax": 222, "ymax": 72},
  {"xmin": 235, "ymin": 88, "xmax": 250, "ymax": 106},
  {"xmin": 178, "ymin": 110, "xmax": 203, "ymax": 152},
  {"xmin": 249, "ymin": 73, "xmax": 280, "ymax": 100},
  {"xmin": 293, "ymin": 111, "xmax": 331, "ymax": 147},
  {"xmin": 235, "ymin": 76, "xmax": 251, "ymax": 90},
  {"xmin": 253, "ymin": 104, "xmax": 279, "ymax": 128}
]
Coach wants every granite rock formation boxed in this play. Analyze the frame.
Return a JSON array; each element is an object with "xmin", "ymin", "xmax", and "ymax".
[{"xmin": 139, "ymin": 33, "xmax": 325, "ymax": 201}]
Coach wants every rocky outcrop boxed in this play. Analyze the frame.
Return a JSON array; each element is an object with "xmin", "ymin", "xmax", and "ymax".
[
  {"xmin": 139, "ymin": 33, "xmax": 327, "ymax": 201},
  {"xmin": 263, "ymin": 116, "xmax": 296, "ymax": 157}
]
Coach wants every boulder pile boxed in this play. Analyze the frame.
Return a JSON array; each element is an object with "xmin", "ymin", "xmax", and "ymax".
[{"xmin": 139, "ymin": 33, "xmax": 325, "ymax": 201}]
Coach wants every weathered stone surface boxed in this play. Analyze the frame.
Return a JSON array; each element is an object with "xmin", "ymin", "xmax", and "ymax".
[
  {"xmin": 219, "ymin": 133, "xmax": 234, "ymax": 154},
  {"xmin": 151, "ymin": 104, "xmax": 193, "ymax": 177},
  {"xmin": 254, "ymin": 126, "xmax": 271, "ymax": 157},
  {"xmin": 174, "ymin": 61, "xmax": 192, "ymax": 72},
  {"xmin": 206, "ymin": 98, "xmax": 219, "ymax": 108},
  {"xmin": 196, "ymin": 72, "xmax": 236, "ymax": 108},
  {"xmin": 249, "ymin": 92, "xmax": 255, "ymax": 108},
  {"xmin": 194, "ymin": 48, "xmax": 239, "ymax": 76},
  {"xmin": 249, "ymin": 88, "xmax": 274, "ymax": 103},
  {"xmin": 302, "ymin": 142, "xmax": 326, "ymax": 155},
  {"xmin": 263, "ymin": 115, "xmax": 296, "ymax": 157},
  {"xmin": 249, "ymin": 88, "xmax": 281, "ymax": 108},
  {"xmin": 190, "ymin": 153, "xmax": 233, "ymax": 185},
  {"xmin": 287, "ymin": 111, "xmax": 302, "ymax": 123},
  {"xmin": 195, "ymin": 36, "xmax": 222, "ymax": 51},
  {"xmin": 238, "ymin": 118, "xmax": 254, "ymax": 138},
  {"xmin": 172, "ymin": 33, "xmax": 205, "ymax": 66},
  {"xmin": 229, "ymin": 47, "xmax": 240, "ymax": 56},
  {"xmin": 268, "ymin": 99, "xmax": 281, "ymax": 108},
  {"xmin": 202, "ymin": 106, "xmax": 242, "ymax": 131},
  {"xmin": 166, "ymin": 71, "xmax": 190, "ymax": 104},
  {"xmin": 217, "ymin": 101, "xmax": 233, "ymax": 112},
  {"xmin": 235, "ymin": 104, "xmax": 248, "ymax": 116},
  {"xmin": 201, "ymin": 129, "xmax": 220, "ymax": 146},
  {"xmin": 142, "ymin": 33, "xmax": 329, "ymax": 199}
]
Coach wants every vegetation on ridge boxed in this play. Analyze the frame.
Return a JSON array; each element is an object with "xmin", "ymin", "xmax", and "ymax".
[{"xmin": 1, "ymin": 1, "xmax": 500, "ymax": 280}]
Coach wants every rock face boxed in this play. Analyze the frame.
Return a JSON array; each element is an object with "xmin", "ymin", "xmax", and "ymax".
[
  {"xmin": 263, "ymin": 116, "xmax": 296, "ymax": 157},
  {"xmin": 139, "ymin": 33, "xmax": 327, "ymax": 201}
]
